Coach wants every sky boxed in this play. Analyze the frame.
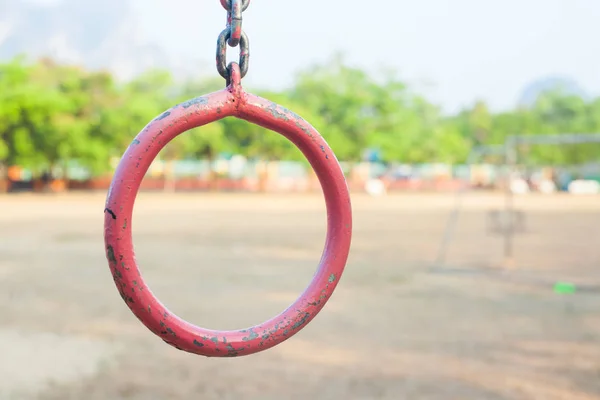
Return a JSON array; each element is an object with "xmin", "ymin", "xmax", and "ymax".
[{"xmin": 26, "ymin": 0, "xmax": 600, "ymax": 114}]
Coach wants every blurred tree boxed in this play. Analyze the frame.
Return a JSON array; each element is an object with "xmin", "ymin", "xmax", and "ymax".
[
  {"xmin": 0, "ymin": 58, "xmax": 82, "ymax": 189},
  {"xmin": 0, "ymin": 57, "xmax": 33, "ymax": 190},
  {"xmin": 530, "ymin": 90, "xmax": 594, "ymax": 164},
  {"xmin": 1, "ymin": 54, "xmax": 600, "ymax": 194},
  {"xmin": 468, "ymin": 100, "xmax": 492, "ymax": 146},
  {"xmin": 290, "ymin": 56, "xmax": 381, "ymax": 162}
]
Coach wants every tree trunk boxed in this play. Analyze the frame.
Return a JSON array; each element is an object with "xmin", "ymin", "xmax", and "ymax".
[
  {"xmin": 256, "ymin": 160, "xmax": 269, "ymax": 193},
  {"xmin": 60, "ymin": 164, "xmax": 70, "ymax": 192},
  {"xmin": 207, "ymin": 156, "xmax": 218, "ymax": 192},
  {"xmin": 0, "ymin": 163, "xmax": 8, "ymax": 193},
  {"xmin": 163, "ymin": 159, "xmax": 176, "ymax": 192},
  {"xmin": 34, "ymin": 169, "xmax": 53, "ymax": 193}
]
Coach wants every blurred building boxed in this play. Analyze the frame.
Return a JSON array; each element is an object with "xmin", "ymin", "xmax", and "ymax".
[{"xmin": 518, "ymin": 76, "xmax": 589, "ymax": 108}]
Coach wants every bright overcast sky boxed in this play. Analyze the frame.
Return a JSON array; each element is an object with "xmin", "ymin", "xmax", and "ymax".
[{"xmin": 131, "ymin": 0, "xmax": 598, "ymax": 114}]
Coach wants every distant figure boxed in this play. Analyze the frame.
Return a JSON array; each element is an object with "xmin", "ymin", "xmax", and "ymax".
[
  {"xmin": 538, "ymin": 179, "xmax": 557, "ymax": 194},
  {"xmin": 510, "ymin": 178, "xmax": 530, "ymax": 194},
  {"xmin": 365, "ymin": 178, "xmax": 387, "ymax": 197},
  {"xmin": 568, "ymin": 180, "xmax": 600, "ymax": 195},
  {"xmin": 41, "ymin": 171, "xmax": 51, "ymax": 184}
]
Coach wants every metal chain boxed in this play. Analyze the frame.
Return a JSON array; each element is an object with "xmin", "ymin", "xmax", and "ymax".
[
  {"xmin": 216, "ymin": 29, "xmax": 249, "ymax": 82},
  {"xmin": 216, "ymin": 0, "xmax": 250, "ymax": 83},
  {"xmin": 219, "ymin": 0, "xmax": 250, "ymax": 11}
]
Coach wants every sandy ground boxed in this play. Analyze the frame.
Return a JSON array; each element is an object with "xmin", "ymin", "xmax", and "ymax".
[{"xmin": 0, "ymin": 191, "xmax": 599, "ymax": 399}]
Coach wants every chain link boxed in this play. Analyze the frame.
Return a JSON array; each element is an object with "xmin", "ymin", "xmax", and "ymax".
[
  {"xmin": 226, "ymin": 0, "xmax": 243, "ymax": 47},
  {"xmin": 216, "ymin": 29, "xmax": 249, "ymax": 83},
  {"xmin": 216, "ymin": 0, "xmax": 250, "ymax": 83}
]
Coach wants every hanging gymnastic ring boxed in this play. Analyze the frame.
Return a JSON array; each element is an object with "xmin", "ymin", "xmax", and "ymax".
[{"xmin": 103, "ymin": 63, "xmax": 352, "ymax": 358}]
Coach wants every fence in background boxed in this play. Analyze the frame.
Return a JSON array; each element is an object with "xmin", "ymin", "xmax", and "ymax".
[{"xmin": 4, "ymin": 155, "xmax": 600, "ymax": 193}]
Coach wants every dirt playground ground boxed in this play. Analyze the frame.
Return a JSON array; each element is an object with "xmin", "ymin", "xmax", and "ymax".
[{"xmin": 1, "ymin": 191, "xmax": 599, "ymax": 399}]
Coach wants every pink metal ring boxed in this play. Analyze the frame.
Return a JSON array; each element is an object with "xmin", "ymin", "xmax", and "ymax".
[{"xmin": 103, "ymin": 64, "xmax": 352, "ymax": 357}]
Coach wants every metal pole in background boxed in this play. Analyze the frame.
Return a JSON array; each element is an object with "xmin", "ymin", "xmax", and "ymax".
[
  {"xmin": 504, "ymin": 137, "xmax": 517, "ymax": 269},
  {"xmin": 433, "ymin": 145, "xmax": 504, "ymax": 270}
]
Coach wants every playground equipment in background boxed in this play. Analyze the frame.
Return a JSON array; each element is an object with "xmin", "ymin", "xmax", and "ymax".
[
  {"xmin": 435, "ymin": 133, "xmax": 600, "ymax": 271},
  {"xmin": 103, "ymin": 0, "xmax": 352, "ymax": 357}
]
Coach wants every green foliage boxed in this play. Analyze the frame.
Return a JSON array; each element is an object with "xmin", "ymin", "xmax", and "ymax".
[{"xmin": 0, "ymin": 54, "xmax": 599, "ymax": 183}]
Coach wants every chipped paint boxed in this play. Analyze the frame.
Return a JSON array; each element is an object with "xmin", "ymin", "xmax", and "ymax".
[
  {"xmin": 242, "ymin": 329, "xmax": 259, "ymax": 341},
  {"xmin": 292, "ymin": 312, "xmax": 311, "ymax": 330},
  {"xmin": 266, "ymin": 102, "xmax": 289, "ymax": 120},
  {"xmin": 156, "ymin": 111, "xmax": 171, "ymax": 120},
  {"xmin": 104, "ymin": 208, "xmax": 116, "ymax": 220},
  {"xmin": 181, "ymin": 96, "xmax": 208, "ymax": 109},
  {"xmin": 106, "ymin": 245, "xmax": 117, "ymax": 265}
]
